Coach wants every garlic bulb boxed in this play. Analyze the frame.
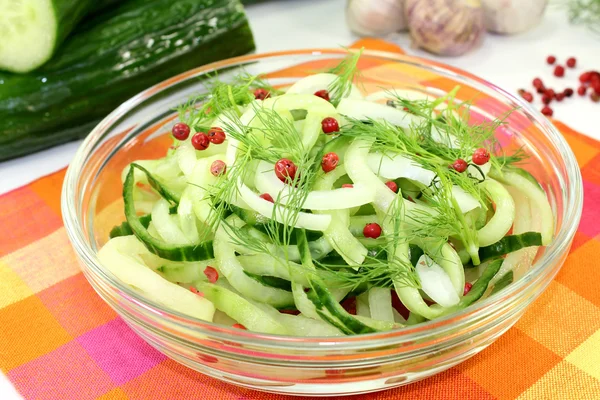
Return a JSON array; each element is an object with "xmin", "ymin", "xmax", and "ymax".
[
  {"xmin": 346, "ymin": 0, "xmax": 408, "ymax": 37},
  {"xmin": 405, "ymin": 0, "xmax": 485, "ymax": 56},
  {"xmin": 481, "ymin": 0, "xmax": 547, "ymax": 34}
]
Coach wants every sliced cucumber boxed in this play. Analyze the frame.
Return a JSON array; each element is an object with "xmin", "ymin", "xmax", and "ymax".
[
  {"xmin": 243, "ymin": 271, "xmax": 292, "ymax": 291},
  {"xmin": 477, "ymin": 179, "xmax": 515, "ymax": 247},
  {"xmin": 479, "ymin": 232, "xmax": 542, "ymax": 263},
  {"xmin": 491, "ymin": 169, "xmax": 553, "ymax": 245},
  {"xmin": 123, "ymin": 166, "xmax": 214, "ymax": 261},
  {"xmin": 99, "ymin": 236, "xmax": 215, "ymax": 321},
  {"xmin": 194, "ymin": 281, "xmax": 289, "ymax": 335}
]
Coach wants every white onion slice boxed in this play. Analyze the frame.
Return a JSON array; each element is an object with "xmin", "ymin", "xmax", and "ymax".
[
  {"xmin": 451, "ymin": 186, "xmax": 481, "ymax": 214},
  {"xmin": 366, "ymin": 152, "xmax": 479, "ymax": 213},
  {"xmin": 286, "ymin": 73, "xmax": 363, "ymax": 99},
  {"xmin": 338, "ymin": 98, "xmax": 459, "ymax": 149},
  {"xmin": 254, "ymin": 161, "xmax": 374, "ymax": 210},
  {"xmin": 467, "ymin": 162, "xmax": 491, "ymax": 181},
  {"xmin": 415, "ymin": 254, "xmax": 460, "ymax": 307},
  {"xmin": 238, "ymin": 182, "xmax": 331, "ymax": 231},
  {"xmin": 367, "ymin": 152, "xmax": 436, "ymax": 183},
  {"xmin": 337, "ymin": 98, "xmax": 420, "ymax": 129}
]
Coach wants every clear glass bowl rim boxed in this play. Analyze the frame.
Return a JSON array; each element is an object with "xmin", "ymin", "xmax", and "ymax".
[{"xmin": 62, "ymin": 48, "xmax": 583, "ymax": 349}]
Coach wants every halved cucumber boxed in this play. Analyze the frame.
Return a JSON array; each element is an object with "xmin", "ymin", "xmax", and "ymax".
[{"xmin": 0, "ymin": 0, "xmax": 105, "ymax": 73}]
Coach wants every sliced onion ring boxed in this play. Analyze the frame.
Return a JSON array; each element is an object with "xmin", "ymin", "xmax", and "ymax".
[
  {"xmin": 415, "ymin": 254, "xmax": 460, "ymax": 307},
  {"xmin": 254, "ymin": 161, "xmax": 374, "ymax": 210},
  {"xmin": 238, "ymin": 181, "xmax": 331, "ymax": 231}
]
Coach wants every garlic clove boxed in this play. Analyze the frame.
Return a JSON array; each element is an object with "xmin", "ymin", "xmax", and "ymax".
[
  {"xmin": 481, "ymin": 0, "xmax": 547, "ymax": 35},
  {"xmin": 346, "ymin": 0, "xmax": 408, "ymax": 37},
  {"xmin": 405, "ymin": 0, "xmax": 485, "ymax": 56}
]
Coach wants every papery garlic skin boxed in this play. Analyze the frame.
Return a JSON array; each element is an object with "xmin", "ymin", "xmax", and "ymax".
[
  {"xmin": 405, "ymin": 0, "xmax": 485, "ymax": 56},
  {"xmin": 346, "ymin": 0, "xmax": 408, "ymax": 36},
  {"xmin": 481, "ymin": 0, "xmax": 547, "ymax": 34}
]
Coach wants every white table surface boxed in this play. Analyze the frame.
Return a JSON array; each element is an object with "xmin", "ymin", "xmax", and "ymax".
[{"xmin": 1, "ymin": 0, "xmax": 598, "ymax": 397}]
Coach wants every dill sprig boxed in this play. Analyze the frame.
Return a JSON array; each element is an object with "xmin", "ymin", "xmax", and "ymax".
[
  {"xmin": 214, "ymin": 101, "xmax": 322, "ymax": 260},
  {"xmin": 327, "ymin": 48, "xmax": 363, "ymax": 107},
  {"xmin": 223, "ymin": 102, "xmax": 306, "ymax": 164},
  {"xmin": 235, "ymin": 72, "xmax": 285, "ymax": 97},
  {"xmin": 409, "ymin": 167, "xmax": 480, "ymax": 262},
  {"xmin": 560, "ymin": 0, "xmax": 600, "ymax": 32},
  {"xmin": 497, "ymin": 146, "xmax": 528, "ymax": 168},
  {"xmin": 390, "ymin": 87, "xmax": 509, "ymax": 170},
  {"xmin": 316, "ymin": 253, "xmax": 419, "ymax": 291},
  {"xmin": 175, "ymin": 76, "xmax": 256, "ymax": 130}
]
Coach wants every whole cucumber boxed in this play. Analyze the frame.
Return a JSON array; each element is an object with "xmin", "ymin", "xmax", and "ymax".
[{"xmin": 0, "ymin": 0, "xmax": 255, "ymax": 161}]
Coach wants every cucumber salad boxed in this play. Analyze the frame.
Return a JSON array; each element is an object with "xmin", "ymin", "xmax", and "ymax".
[{"xmin": 101, "ymin": 52, "xmax": 554, "ymax": 336}]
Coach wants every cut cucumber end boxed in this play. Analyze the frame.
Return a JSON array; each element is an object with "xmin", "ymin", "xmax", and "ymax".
[{"xmin": 0, "ymin": 0, "xmax": 56, "ymax": 73}]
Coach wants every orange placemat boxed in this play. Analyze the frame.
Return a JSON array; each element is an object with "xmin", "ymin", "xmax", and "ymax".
[{"xmin": 1, "ymin": 39, "xmax": 599, "ymax": 400}]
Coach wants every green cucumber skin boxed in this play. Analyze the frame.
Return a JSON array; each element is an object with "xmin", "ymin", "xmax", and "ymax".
[
  {"xmin": 491, "ymin": 270, "xmax": 513, "ymax": 295},
  {"xmin": 52, "ymin": 0, "xmax": 120, "ymax": 47},
  {"xmin": 439, "ymin": 259, "xmax": 503, "ymax": 317},
  {"xmin": 131, "ymin": 164, "xmax": 181, "ymax": 205},
  {"xmin": 110, "ymin": 205, "xmax": 178, "ymax": 239},
  {"xmin": 123, "ymin": 167, "xmax": 214, "ymax": 261},
  {"xmin": 479, "ymin": 232, "xmax": 542, "ymax": 262},
  {"xmin": 0, "ymin": 0, "xmax": 254, "ymax": 161},
  {"xmin": 243, "ymin": 271, "xmax": 292, "ymax": 291}
]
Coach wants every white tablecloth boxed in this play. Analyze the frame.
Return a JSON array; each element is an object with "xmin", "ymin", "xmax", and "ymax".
[{"xmin": 0, "ymin": 0, "xmax": 598, "ymax": 397}]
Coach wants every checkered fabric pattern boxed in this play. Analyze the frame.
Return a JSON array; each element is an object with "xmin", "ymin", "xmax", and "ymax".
[{"xmin": 1, "ymin": 39, "xmax": 598, "ymax": 400}]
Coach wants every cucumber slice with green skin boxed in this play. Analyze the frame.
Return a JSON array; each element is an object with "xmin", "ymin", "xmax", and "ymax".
[
  {"xmin": 109, "ymin": 205, "xmax": 178, "ymax": 239},
  {"xmin": 478, "ymin": 232, "xmax": 542, "ymax": 263},
  {"xmin": 243, "ymin": 271, "xmax": 292, "ymax": 291},
  {"xmin": 99, "ymin": 236, "xmax": 215, "ymax": 321},
  {"xmin": 0, "ymin": 0, "xmax": 116, "ymax": 73},
  {"xmin": 477, "ymin": 179, "xmax": 515, "ymax": 247},
  {"xmin": 491, "ymin": 270, "xmax": 513, "ymax": 295},
  {"xmin": 491, "ymin": 169, "xmax": 553, "ymax": 245},
  {"xmin": 454, "ymin": 259, "xmax": 503, "ymax": 306},
  {"xmin": 0, "ymin": 0, "xmax": 255, "ymax": 161},
  {"xmin": 194, "ymin": 281, "xmax": 290, "ymax": 335},
  {"xmin": 237, "ymin": 254, "xmax": 310, "ymax": 285},
  {"xmin": 432, "ymin": 259, "xmax": 503, "ymax": 317},
  {"xmin": 230, "ymin": 205, "xmax": 323, "ymax": 244},
  {"xmin": 130, "ymin": 163, "xmax": 181, "ymax": 204},
  {"xmin": 214, "ymin": 217, "xmax": 296, "ymax": 308},
  {"xmin": 124, "ymin": 167, "xmax": 215, "ymax": 261},
  {"xmin": 296, "ymin": 229, "xmax": 380, "ymax": 334}
]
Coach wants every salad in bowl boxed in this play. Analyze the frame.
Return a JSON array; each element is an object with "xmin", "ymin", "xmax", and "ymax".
[{"xmin": 99, "ymin": 51, "xmax": 553, "ymax": 337}]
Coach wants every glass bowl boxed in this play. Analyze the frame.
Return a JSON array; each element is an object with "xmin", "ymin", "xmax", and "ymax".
[{"xmin": 62, "ymin": 49, "xmax": 583, "ymax": 396}]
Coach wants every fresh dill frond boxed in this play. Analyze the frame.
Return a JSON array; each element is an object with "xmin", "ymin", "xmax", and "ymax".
[
  {"xmin": 560, "ymin": 0, "xmax": 600, "ymax": 32},
  {"xmin": 497, "ymin": 146, "xmax": 528, "ymax": 167},
  {"xmin": 341, "ymin": 117, "xmax": 487, "ymax": 207},
  {"xmin": 215, "ymin": 99, "xmax": 322, "ymax": 261},
  {"xmin": 316, "ymin": 254, "xmax": 420, "ymax": 291},
  {"xmin": 221, "ymin": 101, "xmax": 307, "ymax": 165},
  {"xmin": 234, "ymin": 72, "xmax": 285, "ymax": 96},
  {"xmin": 327, "ymin": 48, "xmax": 363, "ymax": 107},
  {"xmin": 411, "ymin": 166, "xmax": 480, "ymax": 263},
  {"xmin": 175, "ymin": 76, "xmax": 256, "ymax": 130}
]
